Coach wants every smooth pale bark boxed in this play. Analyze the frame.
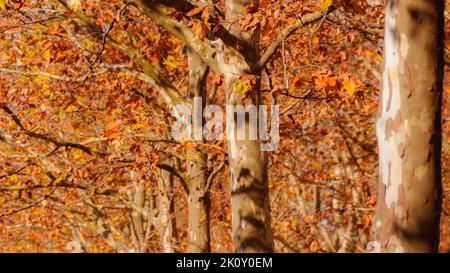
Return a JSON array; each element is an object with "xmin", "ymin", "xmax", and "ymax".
[
  {"xmin": 128, "ymin": 180, "xmax": 146, "ymax": 252},
  {"xmin": 186, "ymin": 48, "xmax": 211, "ymax": 253},
  {"xmin": 372, "ymin": 0, "xmax": 443, "ymax": 252},
  {"xmin": 216, "ymin": 0, "xmax": 274, "ymax": 252},
  {"xmin": 187, "ymin": 154, "xmax": 211, "ymax": 252},
  {"xmin": 158, "ymin": 164, "xmax": 178, "ymax": 252}
]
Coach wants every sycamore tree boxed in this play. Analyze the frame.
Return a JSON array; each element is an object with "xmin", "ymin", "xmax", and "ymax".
[
  {"xmin": 0, "ymin": 0, "xmax": 448, "ymax": 253},
  {"xmin": 0, "ymin": 0, "xmax": 335, "ymax": 253},
  {"xmin": 370, "ymin": 0, "xmax": 444, "ymax": 252}
]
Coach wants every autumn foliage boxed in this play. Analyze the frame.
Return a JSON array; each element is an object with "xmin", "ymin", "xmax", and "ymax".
[{"xmin": 0, "ymin": 0, "xmax": 448, "ymax": 253}]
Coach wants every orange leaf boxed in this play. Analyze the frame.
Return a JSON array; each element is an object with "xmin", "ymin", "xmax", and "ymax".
[
  {"xmin": 244, "ymin": 2, "xmax": 259, "ymax": 13},
  {"xmin": 105, "ymin": 120, "xmax": 120, "ymax": 131},
  {"xmin": 192, "ymin": 22, "xmax": 208, "ymax": 40},
  {"xmin": 187, "ymin": 6, "xmax": 205, "ymax": 17}
]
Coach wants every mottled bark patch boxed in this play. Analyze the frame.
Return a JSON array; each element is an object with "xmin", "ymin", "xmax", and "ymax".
[{"xmin": 371, "ymin": 0, "xmax": 443, "ymax": 253}]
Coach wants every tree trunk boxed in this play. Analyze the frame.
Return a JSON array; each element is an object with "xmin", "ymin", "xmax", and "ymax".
[
  {"xmin": 186, "ymin": 48, "xmax": 211, "ymax": 253},
  {"xmin": 127, "ymin": 175, "xmax": 146, "ymax": 252},
  {"xmin": 216, "ymin": 0, "xmax": 274, "ymax": 252},
  {"xmin": 187, "ymin": 155, "xmax": 211, "ymax": 252},
  {"xmin": 371, "ymin": 0, "xmax": 443, "ymax": 252},
  {"xmin": 158, "ymin": 163, "xmax": 178, "ymax": 252}
]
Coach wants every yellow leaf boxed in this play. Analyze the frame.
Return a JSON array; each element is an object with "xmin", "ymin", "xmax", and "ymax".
[
  {"xmin": 0, "ymin": 0, "xmax": 5, "ymax": 11},
  {"xmin": 83, "ymin": 38, "xmax": 93, "ymax": 50},
  {"xmin": 354, "ymin": 133, "xmax": 363, "ymax": 142},
  {"xmin": 33, "ymin": 75, "xmax": 49, "ymax": 83},
  {"xmin": 319, "ymin": 0, "xmax": 332, "ymax": 10},
  {"xmin": 12, "ymin": 190, "xmax": 19, "ymax": 199},
  {"xmin": 112, "ymin": 108, "xmax": 122, "ymax": 115},
  {"xmin": 162, "ymin": 56, "xmax": 178, "ymax": 69},
  {"xmin": 375, "ymin": 53, "xmax": 382, "ymax": 62},
  {"xmin": 343, "ymin": 77, "xmax": 357, "ymax": 96},
  {"xmin": 43, "ymin": 50, "xmax": 51, "ymax": 61},
  {"xmin": 119, "ymin": 145, "xmax": 129, "ymax": 150},
  {"xmin": 8, "ymin": 174, "xmax": 18, "ymax": 182},
  {"xmin": 54, "ymin": 176, "xmax": 63, "ymax": 184},
  {"xmin": 58, "ymin": 109, "xmax": 66, "ymax": 120},
  {"xmin": 72, "ymin": 149, "xmax": 83, "ymax": 160},
  {"xmin": 233, "ymin": 81, "xmax": 248, "ymax": 94},
  {"xmin": 42, "ymin": 83, "xmax": 50, "ymax": 91},
  {"xmin": 131, "ymin": 123, "xmax": 144, "ymax": 130},
  {"xmin": 65, "ymin": 105, "xmax": 77, "ymax": 112}
]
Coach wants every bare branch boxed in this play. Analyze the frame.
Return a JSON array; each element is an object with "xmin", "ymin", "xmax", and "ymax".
[
  {"xmin": 149, "ymin": 0, "xmax": 196, "ymax": 14},
  {"xmin": 204, "ymin": 160, "xmax": 225, "ymax": 193},
  {"xmin": 89, "ymin": 3, "xmax": 130, "ymax": 69},
  {"xmin": 131, "ymin": 0, "xmax": 220, "ymax": 73},
  {"xmin": 255, "ymin": 5, "xmax": 335, "ymax": 72},
  {"xmin": 0, "ymin": 180, "xmax": 118, "ymax": 196},
  {"xmin": 274, "ymin": 234, "xmax": 302, "ymax": 253},
  {"xmin": 1, "ymin": 105, "xmax": 106, "ymax": 156},
  {"xmin": 57, "ymin": 0, "xmax": 189, "ymax": 117},
  {"xmin": 0, "ymin": 182, "xmax": 58, "ymax": 218},
  {"xmin": 0, "ymin": 67, "xmax": 105, "ymax": 82},
  {"xmin": 0, "ymin": 164, "xmax": 34, "ymax": 179},
  {"xmin": 156, "ymin": 163, "xmax": 190, "ymax": 195}
]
